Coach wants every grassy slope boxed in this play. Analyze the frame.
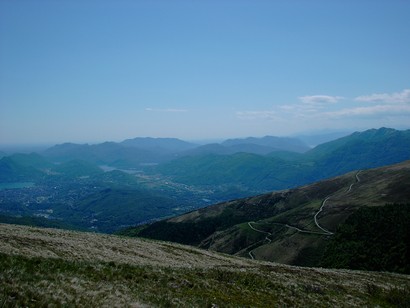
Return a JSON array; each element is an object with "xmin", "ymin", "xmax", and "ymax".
[
  {"xmin": 134, "ymin": 160, "xmax": 410, "ymax": 268},
  {"xmin": 1, "ymin": 223, "xmax": 409, "ymax": 307},
  {"xmin": 229, "ymin": 161, "xmax": 409, "ymax": 267}
]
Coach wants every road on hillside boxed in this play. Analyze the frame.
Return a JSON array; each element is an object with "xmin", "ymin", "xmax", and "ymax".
[
  {"xmin": 313, "ymin": 196, "xmax": 334, "ymax": 235},
  {"xmin": 247, "ymin": 222, "xmax": 273, "ymax": 260},
  {"xmin": 314, "ymin": 170, "xmax": 361, "ymax": 235},
  {"xmin": 248, "ymin": 222, "xmax": 272, "ymax": 243},
  {"xmin": 248, "ymin": 250, "xmax": 255, "ymax": 260},
  {"xmin": 246, "ymin": 170, "xmax": 362, "ymax": 259}
]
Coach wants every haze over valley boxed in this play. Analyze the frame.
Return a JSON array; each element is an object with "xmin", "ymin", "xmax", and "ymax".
[
  {"xmin": 1, "ymin": 1, "xmax": 410, "ymax": 306},
  {"xmin": 1, "ymin": 128, "xmax": 410, "ymax": 306},
  {"xmin": 0, "ymin": 127, "xmax": 409, "ymax": 233}
]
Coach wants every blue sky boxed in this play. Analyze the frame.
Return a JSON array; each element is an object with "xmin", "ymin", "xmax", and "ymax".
[{"xmin": 1, "ymin": 0, "xmax": 410, "ymax": 145}]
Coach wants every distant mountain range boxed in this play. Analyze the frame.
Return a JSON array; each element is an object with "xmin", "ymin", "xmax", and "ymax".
[
  {"xmin": 1, "ymin": 127, "xmax": 410, "ymax": 277},
  {"xmin": 1, "ymin": 127, "xmax": 410, "ymax": 234},
  {"xmin": 121, "ymin": 137, "xmax": 197, "ymax": 152},
  {"xmin": 2, "ymin": 128, "xmax": 410, "ymax": 198},
  {"xmin": 222, "ymin": 135, "xmax": 309, "ymax": 152},
  {"xmin": 296, "ymin": 131, "xmax": 352, "ymax": 147},
  {"xmin": 129, "ymin": 160, "xmax": 410, "ymax": 273},
  {"xmin": 42, "ymin": 135, "xmax": 311, "ymax": 167},
  {"xmin": 157, "ymin": 127, "xmax": 410, "ymax": 194},
  {"xmin": 42, "ymin": 142, "xmax": 162, "ymax": 167},
  {"xmin": 37, "ymin": 128, "xmax": 410, "ymax": 177},
  {"xmin": 180, "ymin": 136, "xmax": 310, "ymax": 157}
]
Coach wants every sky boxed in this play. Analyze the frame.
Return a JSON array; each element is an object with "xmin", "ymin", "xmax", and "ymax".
[{"xmin": 1, "ymin": 0, "xmax": 410, "ymax": 145}]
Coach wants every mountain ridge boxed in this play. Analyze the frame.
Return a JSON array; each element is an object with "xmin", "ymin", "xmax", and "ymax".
[
  {"xmin": 131, "ymin": 160, "xmax": 410, "ymax": 271},
  {"xmin": 157, "ymin": 127, "xmax": 410, "ymax": 194},
  {"xmin": 120, "ymin": 137, "xmax": 198, "ymax": 152},
  {"xmin": 43, "ymin": 135, "xmax": 310, "ymax": 166},
  {"xmin": 2, "ymin": 127, "xmax": 410, "ymax": 234}
]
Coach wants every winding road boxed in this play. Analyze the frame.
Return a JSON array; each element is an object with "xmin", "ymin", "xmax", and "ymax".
[
  {"xmin": 314, "ymin": 170, "xmax": 361, "ymax": 235},
  {"xmin": 248, "ymin": 222, "xmax": 272, "ymax": 243},
  {"xmin": 246, "ymin": 170, "xmax": 362, "ymax": 259},
  {"xmin": 313, "ymin": 196, "xmax": 334, "ymax": 235},
  {"xmin": 248, "ymin": 250, "xmax": 255, "ymax": 260},
  {"xmin": 247, "ymin": 222, "xmax": 272, "ymax": 259}
]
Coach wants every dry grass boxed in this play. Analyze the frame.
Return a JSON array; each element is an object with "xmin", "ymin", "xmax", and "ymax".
[
  {"xmin": 1, "ymin": 223, "xmax": 410, "ymax": 307},
  {"xmin": 0, "ymin": 223, "xmax": 251, "ymax": 269}
]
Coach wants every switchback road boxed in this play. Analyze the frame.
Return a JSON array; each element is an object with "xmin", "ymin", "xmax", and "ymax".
[
  {"xmin": 246, "ymin": 170, "xmax": 362, "ymax": 259},
  {"xmin": 314, "ymin": 170, "xmax": 361, "ymax": 235}
]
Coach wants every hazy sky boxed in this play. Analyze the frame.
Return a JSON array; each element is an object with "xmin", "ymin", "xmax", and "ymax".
[{"xmin": 1, "ymin": 0, "xmax": 410, "ymax": 145}]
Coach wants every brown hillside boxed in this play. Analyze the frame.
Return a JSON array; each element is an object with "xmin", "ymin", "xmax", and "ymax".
[
  {"xmin": 137, "ymin": 161, "xmax": 410, "ymax": 266},
  {"xmin": 1, "ymin": 223, "xmax": 409, "ymax": 307}
]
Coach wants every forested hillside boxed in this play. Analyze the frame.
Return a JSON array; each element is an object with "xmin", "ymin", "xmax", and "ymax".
[{"xmin": 321, "ymin": 203, "xmax": 410, "ymax": 274}]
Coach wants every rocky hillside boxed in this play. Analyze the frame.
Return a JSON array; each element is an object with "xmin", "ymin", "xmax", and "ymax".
[{"xmin": 1, "ymin": 223, "xmax": 409, "ymax": 307}]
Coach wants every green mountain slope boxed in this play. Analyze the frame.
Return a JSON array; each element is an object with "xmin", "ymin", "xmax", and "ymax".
[
  {"xmin": 305, "ymin": 127, "xmax": 410, "ymax": 178},
  {"xmin": 52, "ymin": 188, "xmax": 184, "ymax": 233},
  {"xmin": 182, "ymin": 136, "xmax": 309, "ymax": 156},
  {"xmin": 320, "ymin": 203, "xmax": 410, "ymax": 274},
  {"xmin": 1, "ymin": 223, "xmax": 409, "ymax": 307},
  {"xmin": 306, "ymin": 127, "xmax": 409, "ymax": 159},
  {"xmin": 0, "ymin": 156, "xmax": 45, "ymax": 183},
  {"xmin": 52, "ymin": 159, "xmax": 104, "ymax": 177},
  {"xmin": 131, "ymin": 160, "xmax": 410, "ymax": 272},
  {"xmin": 156, "ymin": 128, "xmax": 410, "ymax": 195},
  {"xmin": 158, "ymin": 152, "xmax": 313, "ymax": 191},
  {"xmin": 5, "ymin": 152, "xmax": 53, "ymax": 169}
]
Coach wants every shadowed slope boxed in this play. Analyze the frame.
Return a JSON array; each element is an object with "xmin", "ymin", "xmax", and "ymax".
[{"xmin": 134, "ymin": 160, "xmax": 410, "ymax": 268}]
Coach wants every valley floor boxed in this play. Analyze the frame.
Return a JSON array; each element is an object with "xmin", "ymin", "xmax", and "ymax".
[{"xmin": 1, "ymin": 223, "xmax": 409, "ymax": 307}]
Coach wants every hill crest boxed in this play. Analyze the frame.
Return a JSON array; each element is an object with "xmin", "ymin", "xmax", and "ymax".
[{"xmin": 1, "ymin": 222, "xmax": 409, "ymax": 306}]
